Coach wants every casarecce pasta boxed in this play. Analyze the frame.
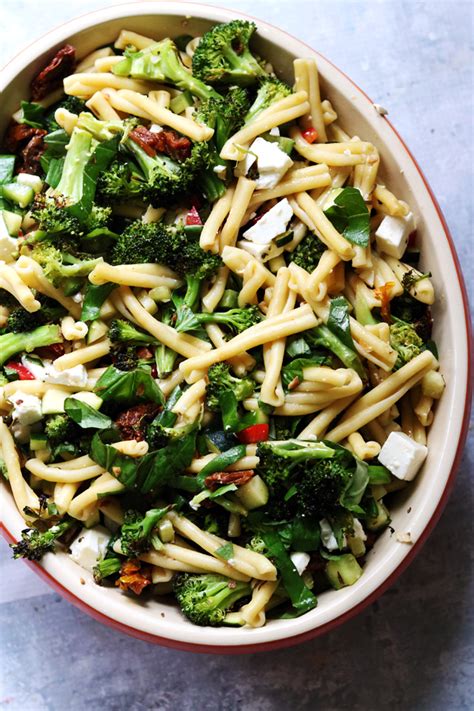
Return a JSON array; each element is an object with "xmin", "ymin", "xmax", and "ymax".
[{"xmin": 0, "ymin": 19, "xmax": 443, "ymax": 629}]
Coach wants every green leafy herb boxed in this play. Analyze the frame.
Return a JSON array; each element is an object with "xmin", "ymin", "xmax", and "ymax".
[
  {"xmin": 20, "ymin": 101, "xmax": 46, "ymax": 129},
  {"xmin": 64, "ymin": 397, "xmax": 112, "ymax": 429},
  {"xmin": 327, "ymin": 296, "xmax": 356, "ymax": 351},
  {"xmin": 0, "ymin": 155, "xmax": 16, "ymax": 185},
  {"xmin": 340, "ymin": 458, "xmax": 369, "ymax": 514},
  {"xmin": 95, "ymin": 365, "xmax": 164, "ymax": 406},
  {"xmin": 81, "ymin": 282, "xmax": 117, "ymax": 321},
  {"xmin": 324, "ymin": 187, "xmax": 370, "ymax": 247},
  {"xmin": 261, "ymin": 530, "xmax": 317, "ymax": 613},
  {"xmin": 367, "ymin": 465, "xmax": 392, "ymax": 485},
  {"xmin": 282, "ymin": 356, "xmax": 328, "ymax": 390}
]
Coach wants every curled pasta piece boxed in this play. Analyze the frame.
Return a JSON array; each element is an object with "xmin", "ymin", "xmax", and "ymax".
[
  {"xmin": 248, "ymin": 165, "xmax": 331, "ymax": 209},
  {"xmin": 201, "ymin": 265, "xmax": 230, "ymax": 313},
  {"xmin": 221, "ymin": 246, "xmax": 275, "ymax": 287},
  {"xmin": 219, "ymin": 177, "xmax": 256, "ymax": 250},
  {"xmin": 204, "ymin": 323, "xmax": 255, "ymax": 375},
  {"xmin": 68, "ymin": 473, "xmax": 125, "ymax": 520},
  {"xmin": 308, "ymin": 249, "xmax": 341, "ymax": 300},
  {"xmin": 371, "ymin": 252, "xmax": 403, "ymax": 299},
  {"xmin": 85, "ymin": 90, "xmax": 122, "ymax": 120},
  {"xmin": 373, "ymin": 185, "xmax": 409, "ymax": 217},
  {"xmin": 0, "ymin": 264, "xmax": 40, "ymax": 311},
  {"xmin": 352, "ymin": 143, "xmax": 380, "ymax": 201},
  {"xmin": 53, "ymin": 338, "xmax": 111, "ymax": 372},
  {"xmin": 384, "ymin": 256, "xmax": 435, "ymax": 305},
  {"xmin": 53, "ymin": 482, "xmax": 81, "ymax": 515},
  {"xmin": 414, "ymin": 393, "xmax": 434, "ymax": 427},
  {"xmin": 290, "ymin": 127, "xmax": 369, "ymax": 166},
  {"xmin": 88, "ymin": 261, "xmax": 181, "ymax": 289},
  {"xmin": 114, "ymin": 29, "xmax": 156, "ymax": 50},
  {"xmin": 111, "ymin": 440, "xmax": 149, "ymax": 458},
  {"xmin": 239, "ymin": 580, "xmax": 280, "ymax": 628},
  {"xmin": 61, "ymin": 316, "xmax": 88, "ymax": 341},
  {"xmin": 421, "ymin": 370, "xmax": 445, "ymax": 399},
  {"xmin": 76, "ymin": 47, "xmax": 115, "ymax": 73},
  {"xmin": 141, "ymin": 546, "xmax": 249, "ymax": 582},
  {"xmin": 347, "ymin": 432, "xmax": 381, "ymax": 460},
  {"xmin": 64, "ymin": 73, "xmax": 155, "ymax": 98},
  {"xmin": 400, "ymin": 392, "xmax": 427, "ymax": 445},
  {"xmin": 294, "ymin": 192, "xmax": 354, "ymax": 260},
  {"xmin": 148, "ymin": 89, "xmax": 171, "ymax": 109},
  {"xmin": 54, "ymin": 107, "xmax": 78, "ymax": 133}
]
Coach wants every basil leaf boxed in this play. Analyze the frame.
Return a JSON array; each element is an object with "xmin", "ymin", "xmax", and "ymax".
[
  {"xmin": 324, "ymin": 187, "xmax": 370, "ymax": 247},
  {"xmin": 44, "ymin": 157, "xmax": 65, "ymax": 188},
  {"xmin": 215, "ymin": 542, "xmax": 234, "ymax": 560},
  {"xmin": 218, "ymin": 390, "xmax": 262, "ymax": 433},
  {"xmin": 64, "ymin": 397, "xmax": 112, "ymax": 430},
  {"xmin": 20, "ymin": 101, "xmax": 46, "ymax": 129},
  {"xmin": 0, "ymin": 155, "xmax": 16, "ymax": 185},
  {"xmin": 197, "ymin": 445, "xmax": 246, "ymax": 486},
  {"xmin": 340, "ymin": 458, "xmax": 369, "ymax": 514},
  {"xmin": 95, "ymin": 365, "xmax": 164, "ymax": 406},
  {"xmin": 282, "ymin": 356, "xmax": 329, "ymax": 390},
  {"xmin": 327, "ymin": 296, "xmax": 355, "ymax": 351},
  {"xmin": 310, "ymin": 323, "xmax": 366, "ymax": 382},
  {"xmin": 90, "ymin": 429, "xmax": 140, "ymax": 489},
  {"xmin": 367, "ymin": 465, "xmax": 392, "ymax": 484},
  {"xmin": 289, "ymin": 517, "xmax": 321, "ymax": 552},
  {"xmin": 209, "ymin": 483, "xmax": 238, "ymax": 498},
  {"xmin": 285, "ymin": 336, "xmax": 311, "ymax": 358},
  {"xmin": 81, "ymin": 282, "xmax": 116, "ymax": 321},
  {"xmin": 261, "ymin": 530, "xmax": 317, "ymax": 613},
  {"xmin": 140, "ymin": 431, "xmax": 197, "ymax": 493}
]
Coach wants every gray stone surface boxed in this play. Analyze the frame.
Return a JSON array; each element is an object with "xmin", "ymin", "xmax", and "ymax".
[{"xmin": 0, "ymin": 2, "xmax": 472, "ymax": 710}]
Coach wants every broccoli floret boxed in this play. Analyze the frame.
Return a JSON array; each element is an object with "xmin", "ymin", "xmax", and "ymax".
[
  {"xmin": 119, "ymin": 507, "xmax": 169, "ymax": 556},
  {"xmin": 195, "ymin": 87, "xmax": 250, "ymax": 201},
  {"xmin": 390, "ymin": 293, "xmax": 433, "ymax": 342},
  {"xmin": 146, "ymin": 418, "xmax": 195, "ymax": 451},
  {"xmin": 11, "ymin": 519, "xmax": 74, "ymax": 561},
  {"xmin": 174, "ymin": 573, "xmax": 251, "ymax": 626},
  {"xmin": 111, "ymin": 220, "xmax": 166, "ymax": 265},
  {"xmin": 6, "ymin": 296, "xmax": 66, "ymax": 333},
  {"xmin": 113, "ymin": 38, "xmax": 221, "ymax": 100},
  {"xmin": 93, "ymin": 556, "xmax": 122, "ymax": 585},
  {"xmin": 257, "ymin": 440, "xmax": 336, "ymax": 488},
  {"xmin": 111, "ymin": 344, "xmax": 139, "ymax": 372},
  {"xmin": 192, "ymin": 20, "xmax": 267, "ymax": 87},
  {"xmin": 290, "ymin": 232, "xmax": 326, "ymax": 273},
  {"xmin": 31, "ymin": 194, "xmax": 112, "ymax": 242},
  {"xmin": 297, "ymin": 460, "xmax": 350, "ymax": 518},
  {"xmin": 246, "ymin": 534, "xmax": 267, "ymax": 554},
  {"xmin": 244, "ymin": 77, "xmax": 292, "ymax": 123},
  {"xmin": 389, "ymin": 316, "xmax": 425, "ymax": 368},
  {"xmin": 108, "ymin": 319, "xmax": 159, "ymax": 346},
  {"xmin": 175, "ymin": 304, "xmax": 261, "ymax": 334},
  {"xmin": 0, "ymin": 324, "xmax": 62, "ymax": 367},
  {"xmin": 96, "ymin": 159, "xmax": 147, "ymax": 204},
  {"xmin": 24, "ymin": 240, "xmax": 101, "ymax": 286},
  {"xmin": 44, "ymin": 414, "xmax": 78, "ymax": 446},
  {"xmin": 206, "ymin": 362, "xmax": 255, "ymax": 411}
]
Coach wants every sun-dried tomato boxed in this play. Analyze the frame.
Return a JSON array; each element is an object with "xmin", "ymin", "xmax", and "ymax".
[
  {"xmin": 129, "ymin": 125, "xmax": 191, "ymax": 161},
  {"xmin": 116, "ymin": 559, "xmax": 152, "ymax": 595},
  {"xmin": 204, "ymin": 470, "xmax": 254, "ymax": 492},
  {"xmin": 115, "ymin": 402, "xmax": 161, "ymax": 441},
  {"xmin": 3, "ymin": 123, "xmax": 47, "ymax": 175},
  {"xmin": 20, "ymin": 135, "xmax": 46, "ymax": 175},
  {"xmin": 35, "ymin": 343, "xmax": 65, "ymax": 359},
  {"xmin": 30, "ymin": 44, "xmax": 76, "ymax": 100}
]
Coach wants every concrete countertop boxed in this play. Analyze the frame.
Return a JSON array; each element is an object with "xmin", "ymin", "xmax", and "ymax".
[{"xmin": 0, "ymin": 2, "xmax": 472, "ymax": 709}]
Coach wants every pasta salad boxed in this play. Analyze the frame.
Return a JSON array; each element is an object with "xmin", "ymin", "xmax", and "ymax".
[{"xmin": 0, "ymin": 20, "xmax": 445, "ymax": 627}]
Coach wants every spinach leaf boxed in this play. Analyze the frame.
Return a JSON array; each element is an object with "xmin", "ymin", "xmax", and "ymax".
[
  {"xmin": 81, "ymin": 282, "xmax": 116, "ymax": 321},
  {"xmin": 282, "ymin": 356, "xmax": 329, "ymax": 390},
  {"xmin": 367, "ymin": 464, "xmax": 392, "ymax": 484},
  {"xmin": 64, "ymin": 397, "xmax": 112, "ymax": 429},
  {"xmin": 40, "ymin": 129, "xmax": 69, "ymax": 179},
  {"xmin": 69, "ymin": 136, "xmax": 120, "ymax": 220},
  {"xmin": 285, "ymin": 336, "xmax": 311, "ymax": 358},
  {"xmin": 261, "ymin": 530, "xmax": 317, "ymax": 613},
  {"xmin": 95, "ymin": 365, "xmax": 164, "ymax": 407},
  {"xmin": 44, "ymin": 158, "xmax": 65, "ymax": 189},
  {"xmin": 340, "ymin": 458, "xmax": 369, "ymax": 514},
  {"xmin": 327, "ymin": 296, "xmax": 356, "ymax": 351},
  {"xmin": 197, "ymin": 445, "xmax": 246, "ymax": 486},
  {"xmin": 288, "ymin": 517, "xmax": 321, "ymax": 552},
  {"xmin": 324, "ymin": 187, "xmax": 370, "ymax": 247},
  {"xmin": 0, "ymin": 155, "xmax": 16, "ymax": 185},
  {"xmin": 19, "ymin": 101, "xmax": 46, "ymax": 129}
]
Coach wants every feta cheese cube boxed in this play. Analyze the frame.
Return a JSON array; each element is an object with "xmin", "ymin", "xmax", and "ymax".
[
  {"xmin": 7, "ymin": 391, "xmax": 42, "ymax": 425},
  {"xmin": 238, "ymin": 137, "xmax": 293, "ymax": 190},
  {"xmin": 290, "ymin": 551, "xmax": 310, "ymax": 576},
  {"xmin": 375, "ymin": 212, "xmax": 415, "ymax": 259},
  {"xmin": 237, "ymin": 238, "xmax": 285, "ymax": 263},
  {"xmin": 44, "ymin": 363, "xmax": 88, "ymax": 387},
  {"xmin": 378, "ymin": 431, "xmax": 427, "ymax": 481},
  {"xmin": 319, "ymin": 518, "xmax": 339, "ymax": 551},
  {"xmin": 242, "ymin": 198, "xmax": 294, "ymax": 245},
  {"xmin": 69, "ymin": 526, "xmax": 110, "ymax": 573}
]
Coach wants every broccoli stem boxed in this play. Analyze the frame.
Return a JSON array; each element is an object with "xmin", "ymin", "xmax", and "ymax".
[
  {"xmin": 93, "ymin": 556, "xmax": 122, "ymax": 584},
  {"xmin": 126, "ymin": 138, "xmax": 180, "ymax": 180},
  {"xmin": 0, "ymin": 324, "xmax": 62, "ymax": 367},
  {"xmin": 155, "ymin": 305, "xmax": 178, "ymax": 378},
  {"xmin": 56, "ymin": 128, "xmax": 94, "ymax": 203},
  {"xmin": 11, "ymin": 519, "xmax": 74, "ymax": 560}
]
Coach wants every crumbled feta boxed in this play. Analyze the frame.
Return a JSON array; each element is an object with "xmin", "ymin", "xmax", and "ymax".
[
  {"xmin": 269, "ymin": 127, "xmax": 280, "ymax": 136},
  {"xmin": 290, "ymin": 551, "xmax": 310, "ymax": 576},
  {"xmin": 72, "ymin": 292, "xmax": 84, "ymax": 304},
  {"xmin": 213, "ymin": 164, "xmax": 227, "ymax": 179},
  {"xmin": 375, "ymin": 212, "xmax": 415, "ymax": 259},
  {"xmin": 149, "ymin": 123, "xmax": 163, "ymax": 134},
  {"xmin": 238, "ymin": 137, "xmax": 293, "ymax": 189},
  {"xmin": 21, "ymin": 355, "xmax": 46, "ymax": 381},
  {"xmin": 44, "ymin": 363, "xmax": 88, "ymax": 387},
  {"xmin": 396, "ymin": 531, "xmax": 413, "ymax": 544},
  {"xmin": 7, "ymin": 391, "xmax": 43, "ymax": 426},
  {"xmin": 69, "ymin": 527, "xmax": 110, "ymax": 573},
  {"xmin": 319, "ymin": 518, "xmax": 338, "ymax": 551},
  {"xmin": 378, "ymin": 431, "xmax": 427, "ymax": 481},
  {"xmin": 237, "ymin": 238, "xmax": 285, "ymax": 263},
  {"xmin": 242, "ymin": 198, "xmax": 294, "ymax": 245}
]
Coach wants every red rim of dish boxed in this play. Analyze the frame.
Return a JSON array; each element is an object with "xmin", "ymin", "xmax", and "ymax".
[{"xmin": 0, "ymin": 2, "xmax": 472, "ymax": 655}]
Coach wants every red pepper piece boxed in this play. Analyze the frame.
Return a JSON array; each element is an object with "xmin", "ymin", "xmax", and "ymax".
[
  {"xmin": 236, "ymin": 423, "xmax": 269, "ymax": 444},
  {"xmin": 302, "ymin": 127, "xmax": 319, "ymax": 144},
  {"xmin": 185, "ymin": 206, "xmax": 202, "ymax": 226},
  {"xmin": 5, "ymin": 362, "xmax": 35, "ymax": 380}
]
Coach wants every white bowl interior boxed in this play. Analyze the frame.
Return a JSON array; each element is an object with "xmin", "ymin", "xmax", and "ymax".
[{"xmin": 0, "ymin": 2, "xmax": 470, "ymax": 649}]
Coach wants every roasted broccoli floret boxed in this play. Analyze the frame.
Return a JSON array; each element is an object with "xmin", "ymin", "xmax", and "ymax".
[
  {"xmin": 113, "ymin": 38, "xmax": 221, "ymax": 100},
  {"xmin": 389, "ymin": 316, "xmax": 425, "ymax": 368},
  {"xmin": 96, "ymin": 159, "xmax": 147, "ymax": 203},
  {"xmin": 195, "ymin": 87, "xmax": 250, "ymax": 201},
  {"xmin": 0, "ymin": 324, "xmax": 62, "ymax": 367},
  {"xmin": 119, "ymin": 507, "xmax": 169, "ymax": 556},
  {"xmin": 192, "ymin": 20, "xmax": 267, "ymax": 87},
  {"xmin": 175, "ymin": 304, "xmax": 261, "ymax": 334},
  {"xmin": 31, "ymin": 195, "xmax": 113, "ymax": 241},
  {"xmin": 390, "ymin": 293, "xmax": 433, "ymax": 342},
  {"xmin": 0, "ymin": 289, "xmax": 18, "ymax": 309},
  {"xmin": 206, "ymin": 362, "xmax": 255, "ymax": 411},
  {"xmin": 6, "ymin": 308, "xmax": 42, "ymax": 333},
  {"xmin": 93, "ymin": 556, "xmax": 122, "ymax": 585},
  {"xmin": 244, "ymin": 77, "xmax": 292, "ymax": 123},
  {"xmin": 111, "ymin": 344, "xmax": 139, "ymax": 372},
  {"xmin": 11, "ymin": 519, "xmax": 74, "ymax": 561},
  {"xmin": 297, "ymin": 460, "xmax": 350, "ymax": 518},
  {"xmin": 290, "ymin": 232, "xmax": 326, "ymax": 273},
  {"xmin": 146, "ymin": 418, "xmax": 195, "ymax": 451},
  {"xmin": 110, "ymin": 220, "xmax": 166, "ymax": 265},
  {"xmin": 44, "ymin": 414, "xmax": 78, "ymax": 446},
  {"xmin": 246, "ymin": 534, "xmax": 267, "ymax": 554},
  {"xmin": 108, "ymin": 319, "xmax": 159, "ymax": 346},
  {"xmin": 174, "ymin": 573, "xmax": 251, "ymax": 626}
]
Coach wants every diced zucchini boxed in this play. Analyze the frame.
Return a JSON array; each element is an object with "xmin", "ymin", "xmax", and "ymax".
[
  {"xmin": 347, "ymin": 533, "xmax": 366, "ymax": 558},
  {"xmin": 275, "ymin": 229, "xmax": 294, "ymax": 247},
  {"xmin": 72, "ymin": 391, "xmax": 103, "ymax": 409},
  {"xmin": 170, "ymin": 90, "xmax": 194, "ymax": 114},
  {"xmin": 2, "ymin": 210, "xmax": 22, "ymax": 235},
  {"xmin": 2, "ymin": 182, "xmax": 35, "ymax": 208},
  {"xmin": 235, "ymin": 474, "xmax": 269, "ymax": 510},
  {"xmin": 157, "ymin": 519, "xmax": 174, "ymax": 543},
  {"xmin": 87, "ymin": 319, "xmax": 109, "ymax": 344},
  {"xmin": 325, "ymin": 553, "xmax": 363, "ymax": 590},
  {"xmin": 261, "ymin": 132, "xmax": 295, "ymax": 155},
  {"xmin": 29, "ymin": 433, "xmax": 48, "ymax": 451},
  {"xmin": 218, "ymin": 289, "xmax": 239, "ymax": 310},
  {"xmin": 41, "ymin": 388, "xmax": 69, "ymax": 414},
  {"xmin": 366, "ymin": 499, "xmax": 391, "ymax": 531},
  {"xmin": 16, "ymin": 173, "xmax": 43, "ymax": 193}
]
